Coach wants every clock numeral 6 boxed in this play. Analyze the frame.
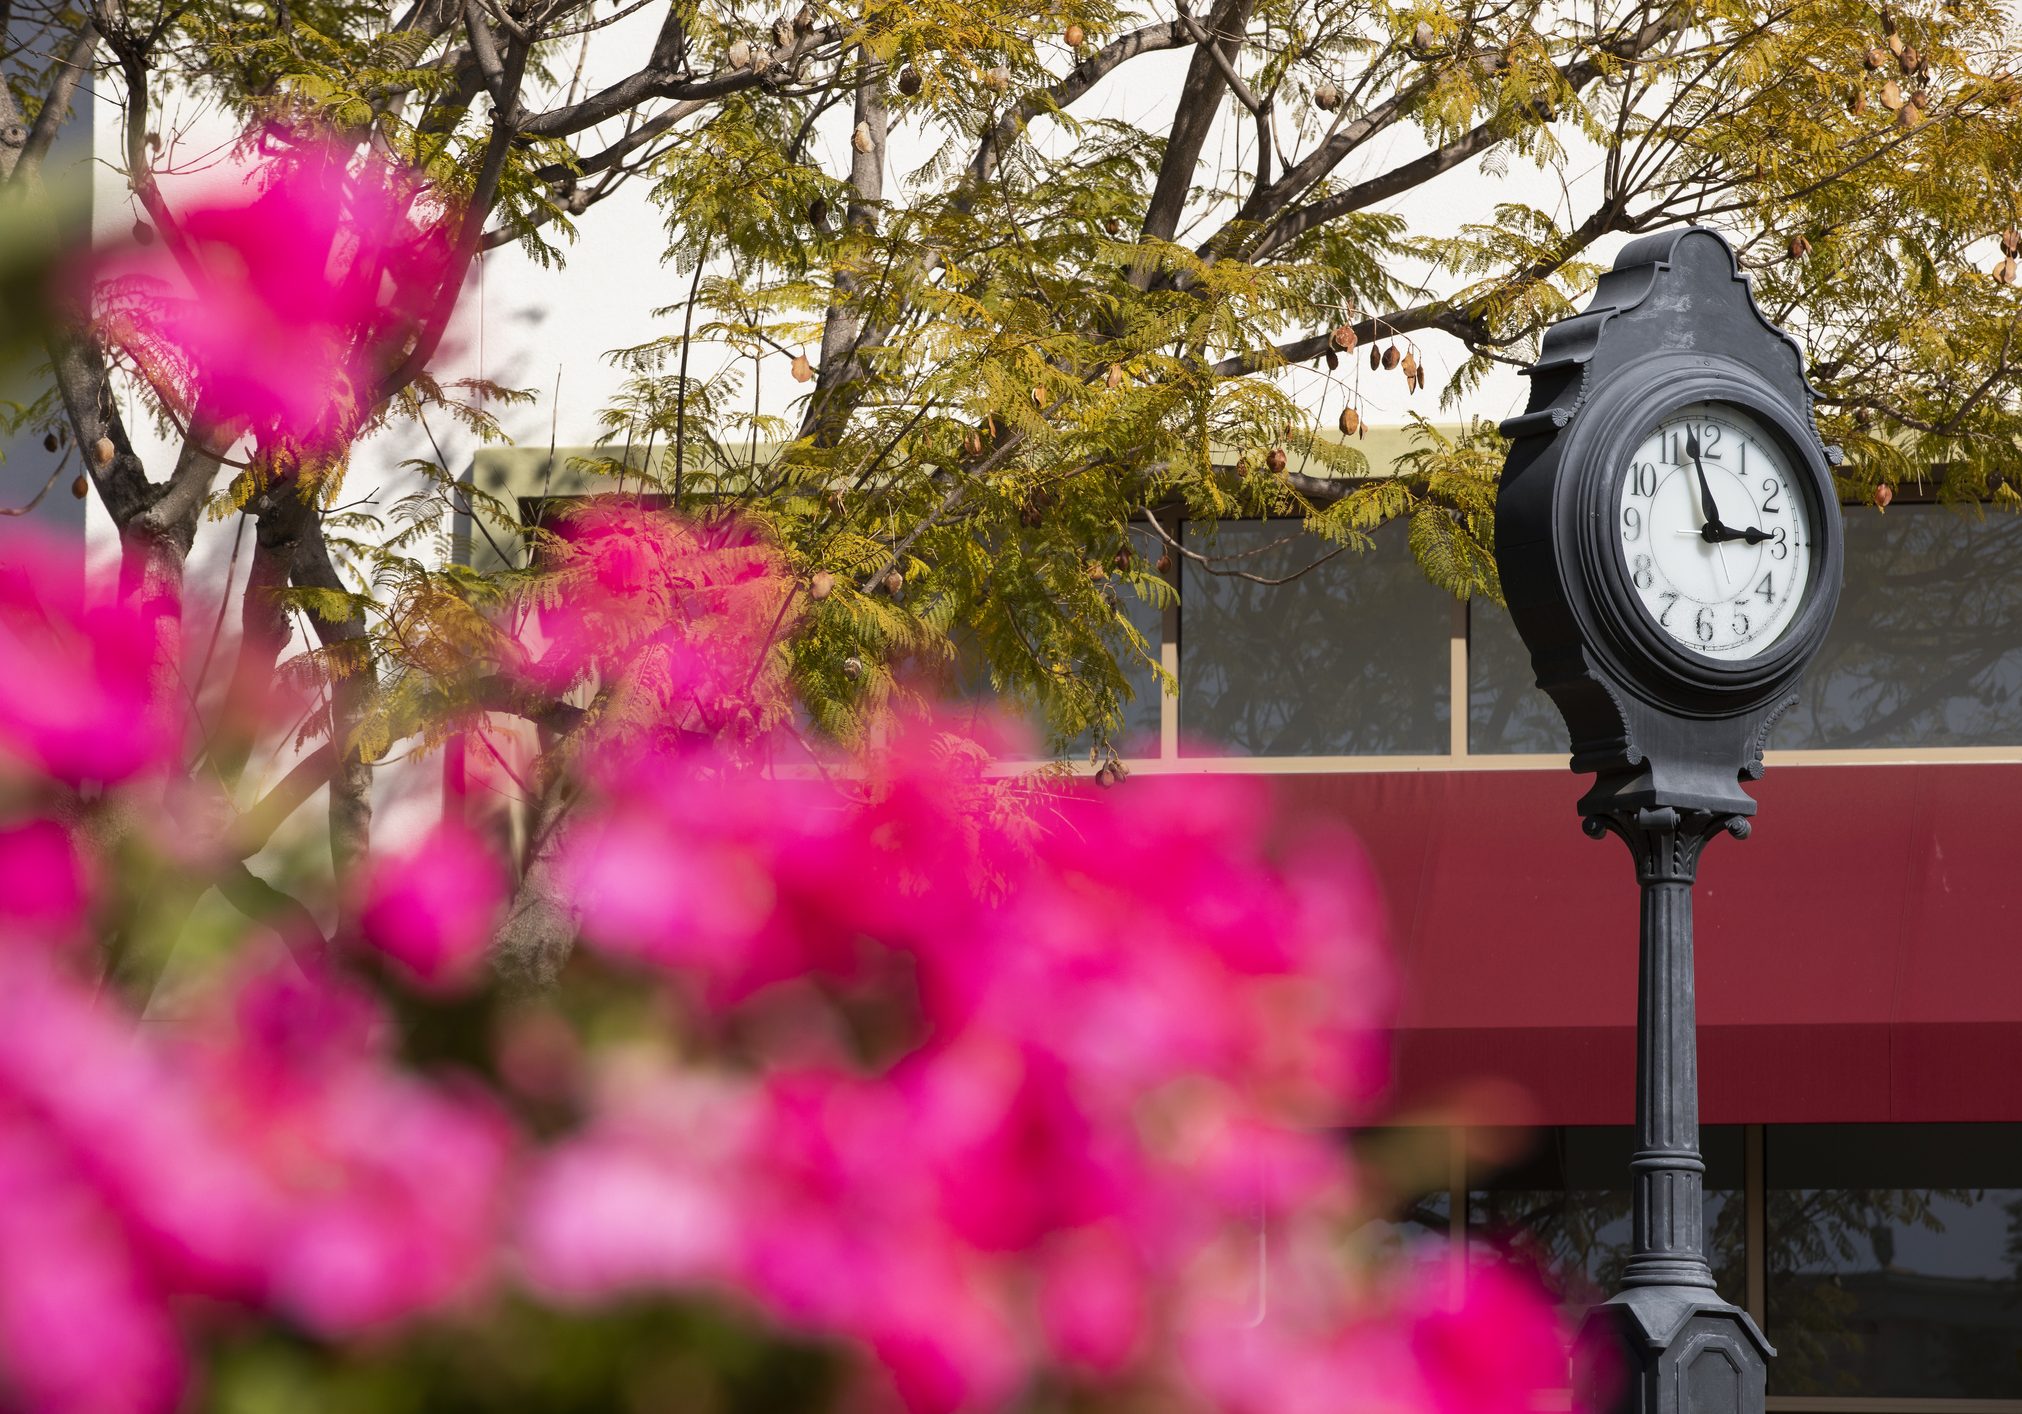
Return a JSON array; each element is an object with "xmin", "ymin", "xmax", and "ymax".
[
  {"xmin": 1632, "ymin": 553, "xmax": 1654, "ymax": 589},
  {"xmin": 1622, "ymin": 507, "xmax": 1643, "ymax": 542},
  {"xmin": 1695, "ymin": 606, "xmax": 1715, "ymax": 642}
]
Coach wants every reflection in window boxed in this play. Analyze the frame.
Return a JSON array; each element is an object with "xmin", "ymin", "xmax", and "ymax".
[
  {"xmin": 1349, "ymin": 1127, "xmax": 1454, "ymax": 1260},
  {"xmin": 1766, "ymin": 1124, "xmax": 2022, "ymax": 1398},
  {"xmin": 1467, "ymin": 597, "xmax": 1570, "ymax": 756},
  {"xmin": 1469, "ymin": 1127, "xmax": 1744, "ymax": 1327},
  {"xmin": 1179, "ymin": 521, "xmax": 1450, "ymax": 756},
  {"xmin": 1775, "ymin": 504, "xmax": 2022, "ymax": 748}
]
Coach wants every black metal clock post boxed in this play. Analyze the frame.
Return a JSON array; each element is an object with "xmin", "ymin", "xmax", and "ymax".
[{"xmin": 1493, "ymin": 228, "xmax": 1844, "ymax": 1414}]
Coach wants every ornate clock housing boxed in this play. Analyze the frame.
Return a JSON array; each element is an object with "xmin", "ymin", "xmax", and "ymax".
[{"xmin": 1496, "ymin": 228, "xmax": 1844, "ymax": 820}]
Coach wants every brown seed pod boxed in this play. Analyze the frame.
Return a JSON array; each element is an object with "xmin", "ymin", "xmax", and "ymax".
[
  {"xmin": 1102, "ymin": 216, "xmax": 1119, "ymax": 235},
  {"xmin": 1382, "ymin": 345, "xmax": 1400, "ymax": 370},
  {"xmin": 132, "ymin": 219, "xmax": 155, "ymax": 246},
  {"xmin": 1031, "ymin": 384, "xmax": 1051, "ymax": 409},
  {"xmin": 1368, "ymin": 344, "xmax": 1381, "ymax": 371},
  {"xmin": 884, "ymin": 569, "xmax": 904, "ymax": 595},
  {"xmin": 1874, "ymin": 483, "xmax": 1894, "ymax": 509},
  {"xmin": 897, "ymin": 65, "xmax": 923, "ymax": 97},
  {"xmin": 91, "ymin": 437, "xmax": 114, "ymax": 469},
  {"xmin": 1331, "ymin": 322, "xmax": 1358, "ymax": 352},
  {"xmin": 1314, "ymin": 79, "xmax": 1341, "ymax": 111},
  {"xmin": 727, "ymin": 37, "xmax": 752, "ymax": 69},
  {"xmin": 1899, "ymin": 44, "xmax": 1919, "ymax": 73},
  {"xmin": 1338, "ymin": 406, "xmax": 1360, "ymax": 435},
  {"xmin": 774, "ymin": 15, "xmax": 794, "ymax": 47},
  {"xmin": 808, "ymin": 197, "xmax": 829, "ymax": 227},
  {"xmin": 1881, "ymin": 78, "xmax": 1904, "ymax": 109},
  {"xmin": 1156, "ymin": 553, "xmax": 1173, "ymax": 574},
  {"xmin": 842, "ymin": 655, "xmax": 863, "ymax": 679},
  {"xmin": 1095, "ymin": 762, "xmax": 1118, "ymax": 788},
  {"xmin": 1864, "ymin": 45, "xmax": 1885, "ymax": 70},
  {"xmin": 1899, "ymin": 100, "xmax": 1923, "ymax": 127},
  {"xmin": 1064, "ymin": 22, "xmax": 1084, "ymax": 46},
  {"xmin": 1789, "ymin": 232, "xmax": 1812, "ymax": 259},
  {"xmin": 791, "ymin": 353, "xmax": 815, "ymax": 382},
  {"xmin": 1106, "ymin": 363, "xmax": 1124, "ymax": 389},
  {"xmin": 1113, "ymin": 545, "xmax": 1132, "ymax": 571},
  {"xmin": 1849, "ymin": 90, "xmax": 1869, "ymax": 117},
  {"xmin": 810, "ymin": 570, "xmax": 835, "ymax": 600},
  {"xmin": 964, "ymin": 430, "xmax": 985, "ymax": 457},
  {"xmin": 70, "ymin": 475, "xmax": 88, "ymax": 500},
  {"xmin": 1910, "ymin": 88, "xmax": 1929, "ymax": 109},
  {"xmin": 984, "ymin": 65, "xmax": 1010, "ymax": 92},
  {"xmin": 40, "ymin": 431, "xmax": 57, "ymax": 453},
  {"xmin": 1323, "ymin": 350, "xmax": 1339, "ymax": 371},
  {"xmin": 1267, "ymin": 447, "xmax": 1287, "ymax": 474},
  {"xmin": 1414, "ymin": 19, "xmax": 1435, "ymax": 50},
  {"xmin": 1887, "ymin": 33, "xmax": 1904, "ymax": 56},
  {"xmin": 1415, "ymin": 366, "xmax": 1428, "ymax": 392},
  {"xmin": 1998, "ymin": 255, "xmax": 2018, "ymax": 285},
  {"xmin": 852, "ymin": 121, "xmax": 874, "ymax": 153},
  {"xmin": 1400, "ymin": 350, "xmax": 1419, "ymax": 377},
  {"xmin": 2003, "ymin": 227, "xmax": 2020, "ymax": 256}
]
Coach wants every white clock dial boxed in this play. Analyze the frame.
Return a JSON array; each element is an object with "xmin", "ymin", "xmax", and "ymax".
[{"xmin": 1616, "ymin": 402, "xmax": 1814, "ymax": 662}]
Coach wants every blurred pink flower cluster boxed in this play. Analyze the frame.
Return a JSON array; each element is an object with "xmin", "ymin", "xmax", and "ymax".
[
  {"xmin": 0, "ymin": 495, "xmax": 1575, "ymax": 1412},
  {"xmin": 90, "ymin": 133, "xmax": 453, "ymax": 445}
]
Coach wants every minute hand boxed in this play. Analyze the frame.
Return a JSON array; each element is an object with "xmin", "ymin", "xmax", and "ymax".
[{"xmin": 1687, "ymin": 429, "xmax": 1725, "ymax": 533}]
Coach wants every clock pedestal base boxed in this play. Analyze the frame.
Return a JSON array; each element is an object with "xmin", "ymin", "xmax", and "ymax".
[{"xmin": 1574, "ymin": 1288, "xmax": 1772, "ymax": 1414}]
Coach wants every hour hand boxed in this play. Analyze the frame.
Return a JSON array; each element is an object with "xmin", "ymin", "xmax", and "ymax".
[{"xmin": 1703, "ymin": 524, "xmax": 1775, "ymax": 545}]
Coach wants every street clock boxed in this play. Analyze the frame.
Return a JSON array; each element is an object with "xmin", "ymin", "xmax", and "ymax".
[
  {"xmin": 1495, "ymin": 227, "xmax": 1845, "ymax": 1414},
  {"xmin": 1498, "ymin": 226, "xmax": 1843, "ymax": 822}
]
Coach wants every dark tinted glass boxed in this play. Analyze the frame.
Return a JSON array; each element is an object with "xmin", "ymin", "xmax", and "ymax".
[
  {"xmin": 1469, "ymin": 1126, "xmax": 1745, "ymax": 1324},
  {"xmin": 1467, "ymin": 597, "xmax": 1570, "ymax": 755},
  {"xmin": 1179, "ymin": 520, "xmax": 1450, "ymax": 756},
  {"xmin": 1766, "ymin": 1123, "xmax": 2022, "ymax": 1398},
  {"xmin": 1774, "ymin": 504, "xmax": 2022, "ymax": 747}
]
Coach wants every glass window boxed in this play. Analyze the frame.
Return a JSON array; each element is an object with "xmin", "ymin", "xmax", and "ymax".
[
  {"xmin": 1179, "ymin": 520, "xmax": 1450, "ymax": 756},
  {"xmin": 1774, "ymin": 504, "xmax": 2022, "ymax": 748},
  {"xmin": 1765, "ymin": 1123, "xmax": 2022, "ymax": 1399},
  {"xmin": 1349, "ymin": 1126, "xmax": 1455, "ymax": 1258},
  {"xmin": 1467, "ymin": 598, "xmax": 1570, "ymax": 756},
  {"xmin": 1469, "ymin": 1126, "xmax": 1745, "ymax": 1325}
]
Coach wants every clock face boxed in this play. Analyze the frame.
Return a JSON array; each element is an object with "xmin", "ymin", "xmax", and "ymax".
[{"xmin": 1616, "ymin": 401, "xmax": 1815, "ymax": 662}]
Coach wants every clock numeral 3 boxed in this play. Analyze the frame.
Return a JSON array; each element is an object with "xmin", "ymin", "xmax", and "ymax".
[{"xmin": 1769, "ymin": 527, "xmax": 1788, "ymax": 560}]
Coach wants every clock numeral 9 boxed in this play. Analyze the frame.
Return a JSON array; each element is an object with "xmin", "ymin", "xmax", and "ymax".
[
  {"xmin": 1695, "ymin": 606, "xmax": 1715, "ymax": 643},
  {"xmin": 1632, "ymin": 553, "xmax": 1654, "ymax": 589},
  {"xmin": 1630, "ymin": 462, "xmax": 1657, "ymax": 497},
  {"xmin": 1761, "ymin": 478, "xmax": 1783, "ymax": 515},
  {"xmin": 1622, "ymin": 507, "xmax": 1643, "ymax": 542}
]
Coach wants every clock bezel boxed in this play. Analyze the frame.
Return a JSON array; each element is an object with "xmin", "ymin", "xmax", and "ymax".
[{"xmin": 1566, "ymin": 357, "xmax": 1842, "ymax": 704}]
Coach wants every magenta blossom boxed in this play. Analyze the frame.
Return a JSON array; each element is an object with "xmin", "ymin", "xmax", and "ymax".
[
  {"xmin": 92, "ymin": 135, "xmax": 453, "ymax": 444},
  {"xmin": 0, "ymin": 818, "xmax": 94, "ymax": 946},
  {"xmin": 356, "ymin": 819, "xmax": 507, "ymax": 989}
]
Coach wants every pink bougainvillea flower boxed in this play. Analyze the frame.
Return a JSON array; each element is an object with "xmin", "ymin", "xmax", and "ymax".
[
  {"xmin": 356, "ymin": 819, "xmax": 507, "ymax": 989},
  {"xmin": 0, "ymin": 542, "xmax": 178, "ymax": 785},
  {"xmin": 1407, "ymin": 1260, "xmax": 1572, "ymax": 1414},
  {"xmin": 91, "ymin": 135, "xmax": 453, "ymax": 444},
  {"xmin": 0, "ymin": 818, "xmax": 94, "ymax": 946}
]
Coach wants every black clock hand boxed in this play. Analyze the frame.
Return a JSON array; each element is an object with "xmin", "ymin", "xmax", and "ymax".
[
  {"xmin": 1686, "ymin": 429, "xmax": 1726, "ymax": 534},
  {"xmin": 1703, "ymin": 524, "xmax": 1775, "ymax": 545}
]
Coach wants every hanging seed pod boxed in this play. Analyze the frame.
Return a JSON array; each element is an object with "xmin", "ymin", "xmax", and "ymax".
[
  {"xmin": 1998, "ymin": 255, "xmax": 2018, "ymax": 285},
  {"xmin": 1064, "ymin": 22, "xmax": 1084, "ymax": 45},
  {"xmin": 1899, "ymin": 100, "xmax": 1923, "ymax": 127},
  {"xmin": 791, "ymin": 353, "xmax": 815, "ymax": 382},
  {"xmin": 808, "ymin": 196, "xmax": 829, "ymax": 226},
  {"xmin": 1849, "ymin": 89, "xmax": 1869, "ymax": 117},
  {"xmin": 1864, "ymin": 45, "xmax": 1885, "ymax": 70},
  {"xmin": 1382, "ymin": 345, "xmax": 1401, "ymax": 370},
  {"xmin": 1899, "ymin": 43, "xmax": 1919, "ymax": 73},
  {"xmin": 897, "ymin": 65, "xmax": 923, "ymax": 96},
  {"xmin": 1095, "ymin": 762, "xmax": 1118, "ymax": 788},
  {"xmin": 984, "ymin": 65, "xmax": 1010, "ymax": 92},
  {"xmin": 2003, "ymin": 227, "xmax": 2021, "ymax": 256},
  {"xmin": 70, "ymin": 475, "xmax": 88, "ymax": 500},
  {"xmin": 1156, "ymin": 552, "xmax": 1172, "ymax": 574},
  {"xmin": 1789, "ymin": 232, "xmax": 1812, "ymax": 259},
  {"xmin": 1314, "ymin": 79, "xmax": 1341, "ymax": 111},
  {"xmin": 964, "ymin": 430, "xmax": 985, "ymax": 458},
  {"xmin": 1323, "ymin": 349, "xmax": 1339, "ymax": 371},
  {"xmin": 1113, "ymin": 544, "xmax": 1132, "ymax": 571},
  {"xmin": 1910, "ymin": 87, "xmax": 1928, "ymax": 109},
  {"xmin": 1881, "ymin": 78, "xmax": 1904, "ymax": 109},
  {"xmin": 852, "ymin": 121, "xmax": 874, "ymax": 153},
  {"xmin": 1400, "ymin": 350, "xmax": 1419, "ymax": 377},
  {"xmin": 1106, "ymin": 363, "xmax": 1124, "ymax": 389},
  {"xmin": 747, "ymin": 43, "xmax": 772, "ymax": 72},
  {"xmin": 1368, "ymin": 344, "xmax": 1381, "ymax": 371},
  {"xmin": 1874, "ymin": 484, "xmax": 1894, "ymax": 509},
  {"xmin": 1887, "ymin": 32, "xmax": 1904, "ymax": 56},
  {"xmin": 91, "ymin": 437, "xmax": 114, "ymax": 468},
  {"xmin": 810, "ymin": 570, "xmax": 835, "ymax": 600},
  {"xmin": 131, "ymin": 219, "xmax": 155, "ymax": 246},
  {"xmin": 727, "ymin": 37, "xmax": 752, "ymax": 69},
  {"xmin": 1331, "ymin": 322, "xmax": 1358, "ymax": 352},
  {"xmin": 40, "ymin": 431, "xmax": 57, "ymax": 453},
  {"xmin": 884, "ymin": 570, "xmax": 904, "ymax": 595},
  {"xmin": 843, "ymin": 655, "xmax": 863, "ymax": 679},
  {"xmin": 1267, "ymin": 447, "xmax": 1287, "ymax": 474},
  {"xmin": 1338, "ymin": 406, "xmax": 1361, "ymax": 435},
  {"xmin": 1032, "ymin": 384, "xmax": 1051, "ymax": 409},
  {"xmin": 773, "ymin": 14, "xmax": 794, "ymax": 46},
  {"xmin": 1413, "ymin": 19, "xmax": 1435, "ymax": 50}
]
